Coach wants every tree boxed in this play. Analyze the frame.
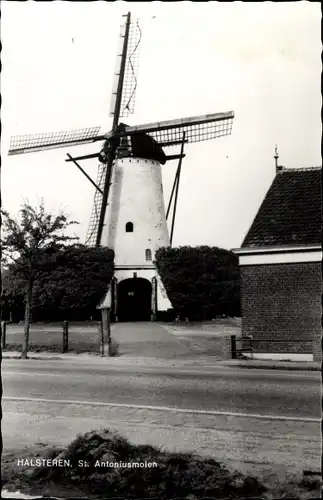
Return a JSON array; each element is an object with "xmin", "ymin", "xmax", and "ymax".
[
  {"xmin": 1, "ymin": 266, "xmax": 25, "ymax": 322},
  {"xmin": 3, "ymin": 246, "xmax": 115, "ymax": 323},
  {"xmin": 155, "ymin": 246, "xmax": 240, "ymax": 320},
  {"xmin": 30, "ymin": 244, "xmax": 114, "ymax": 321},
  {"xmin": 1, "ymin": 201, "xmax": 78, "ymax": 358}
]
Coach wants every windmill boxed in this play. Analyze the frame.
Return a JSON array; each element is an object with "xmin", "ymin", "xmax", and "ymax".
[{"xmin": 8, "ymin": 12, "xmax": 234, "ymax": 322}]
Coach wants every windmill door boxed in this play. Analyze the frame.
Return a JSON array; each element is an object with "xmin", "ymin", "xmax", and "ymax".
[{"xmin": 116, "ymin": 278, "xmax": 152, "ymax": 322}]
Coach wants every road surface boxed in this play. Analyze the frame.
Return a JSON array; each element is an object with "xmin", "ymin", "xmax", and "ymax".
[
  {"xmin": 2, "ymin": 359, "xmax": 320, "ymax": 418},
  {"xmin": 2, "ymin": 358, "xmax": 321, "ymax": 476}
]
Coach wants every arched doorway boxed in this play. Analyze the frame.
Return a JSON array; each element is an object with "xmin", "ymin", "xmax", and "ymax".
[{"xmin": 117, "ymin": 278, "xmax": 152, "ymax": 322}]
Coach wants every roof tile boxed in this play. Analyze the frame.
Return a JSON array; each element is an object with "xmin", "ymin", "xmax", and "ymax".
[{"xmin": 242, "ymin": 167, "xmax": 322, "ymax": 247}]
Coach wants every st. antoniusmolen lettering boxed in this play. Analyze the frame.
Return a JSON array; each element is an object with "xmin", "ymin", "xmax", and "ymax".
[
  {"xmin": 17, "ymin": 459, "xmax": 158, "ymax": 468},
  {"xmin": 91, "ymin": 460, "xmax": 158, "ymax": 468}
]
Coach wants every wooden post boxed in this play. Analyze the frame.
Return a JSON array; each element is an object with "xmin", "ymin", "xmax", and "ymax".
[
  {"xmin": 101, "ymin": 308, "xmax": 111, "ymax": 357},
  {"xmin": 62, "ymin": 320, "xmax": 69, "ymax": 353},
  {"xmin": 1, "ymin": 321, "xmax": 6, "ymax": 349},
  {"xmin": 231, "ymin": 335, "xmax": 237, "ymax": 359},
  {"xmin": 151, "ymin": 277, "xmax": 157, "ymax": 322},
  {"xmin": 107, "ymin": 308, "xmax": 111, "ymax": 356},
  {"xmin": 98, "ymin": 321, "xmax": 104, "ymax": 356}
]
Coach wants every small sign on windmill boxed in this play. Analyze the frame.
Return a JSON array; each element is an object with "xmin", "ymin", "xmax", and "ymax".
[{"xmin": 8, "ymin": 12, "xmax": 235, "ymax": 322}]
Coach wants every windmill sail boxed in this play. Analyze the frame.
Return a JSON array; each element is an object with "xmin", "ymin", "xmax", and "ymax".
[
  {"xmin": 109, "ymin": 15, "xmax": 141, "ymax": 119},
  {"xmin": 85, "ymin": 162, "xmax": 106, "ymax": 246},
  {"xmin": 120, "ymin": 17, "xmax": 141, "ymax": 117},
  {"xmin": 120, "ymin": 111, "xmax": 235, "ymax": 146},
  {"xmin": 92, "ymin": 12, "xmax": 137, "ymax": 248},
  {"xmin": 8, "ymin": 127, "xmax": 103, "ymax": 155}
]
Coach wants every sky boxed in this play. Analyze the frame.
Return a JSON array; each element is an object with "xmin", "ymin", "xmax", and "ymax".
[{"xmin": 1, "ymin": 1, "xmax": 321, "ymax": 251}]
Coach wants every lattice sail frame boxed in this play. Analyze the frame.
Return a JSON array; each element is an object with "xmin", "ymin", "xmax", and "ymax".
[
  {"xmin": 8, "ymin": 127, "xmax": 102, "ymax": 155},
  {"xmin": 109, "ymin": 16, "xmax": 141, "ymax": 119},
  {"xmin": 120, "ymin": 17, "xmax": 141, "ymax": 117},
  {"xmin": 118, "ymin": 111, "xmax": 235, "ymax": 146},
  {"xmin": 85, "ymin": 162, "xmax": 106, "ymax": 247}
]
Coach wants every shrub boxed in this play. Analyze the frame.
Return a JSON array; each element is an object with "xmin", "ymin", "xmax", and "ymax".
[
  {"xmin": 155, "ymin": 246, "xmax": 240, "ymax": 320},
  {"xmin": 4, "ymin": 244, "xmax": 114, "ymax": 322}
]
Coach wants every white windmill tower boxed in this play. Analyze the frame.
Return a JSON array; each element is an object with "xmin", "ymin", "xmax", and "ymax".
[{"xmin": 8, "ymin": 12, "xmax": 234, "ymax": 322}]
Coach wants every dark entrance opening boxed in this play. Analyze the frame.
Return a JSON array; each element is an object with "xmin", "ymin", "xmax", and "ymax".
[{"xmin": 117, "ymin": 278, "xmax": 152, "ymax": 322}]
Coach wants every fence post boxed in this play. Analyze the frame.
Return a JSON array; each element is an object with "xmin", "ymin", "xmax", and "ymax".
[
  {"xmin": 98, "ymin": 320, "xmax": 104, "ymax": 356},
  {"xmin": 1, "ymin": 321, "xmax": 6, "ymax": 349},
  {"xmin": 62, "ymin": 320, "xmax": 68, "ymax": 353},
  {"xmin": 231, "ymin": 335, "xmax": 237, "ymax": 359},
  {"xmin": 107, "ymin": 308, "xmax": 111, "ymax": 356},
  {"xmin": 101, "ymin": 308, "xmax": 111, "ymax": 357}
]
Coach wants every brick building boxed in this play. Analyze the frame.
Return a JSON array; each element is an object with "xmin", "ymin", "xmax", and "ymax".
[{"xmin": 234, "ymin": 166, "xmax": 322, "ymax": 362}]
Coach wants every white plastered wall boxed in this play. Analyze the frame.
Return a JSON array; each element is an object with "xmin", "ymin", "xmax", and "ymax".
[
  {"xmin": 101, "ymin": 157, "xmax": 170, "ymax": 266},
  {"xmin": 101, "ymin": 156, "xmax": 173, "ymax": 314}
]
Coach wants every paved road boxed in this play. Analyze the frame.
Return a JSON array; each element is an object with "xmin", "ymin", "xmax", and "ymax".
[
  {"xmin": 2, "ymin": 359, "xmax": 321, "ymax": 475},
  {"xmin": 2, "ymin": 359, "xmax": 321, "ymax": 418}
]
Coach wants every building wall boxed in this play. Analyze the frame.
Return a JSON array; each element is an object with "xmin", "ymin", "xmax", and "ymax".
[
  {"xmin": 101, "ymin": 157, "xmax": 170, "ymax": 266},
  {"xmin": 100, "ymin": 156, "xmax": 172, "ymax": 318},
  {"xmin": 240, "ymin": 262, "xmax": 322, "ymax": 361}
]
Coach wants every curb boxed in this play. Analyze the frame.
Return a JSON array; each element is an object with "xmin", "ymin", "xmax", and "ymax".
[
  {"xmin": 221, "ymin": 363, "xmax": 321, "ymax": 372},
  {"xmin": 1, "ymin": 354, "xmax": 320, "ymax": 371},
  {"xmin": 1, "ymin": 491, "xmax": 40, "ymax": 499}
]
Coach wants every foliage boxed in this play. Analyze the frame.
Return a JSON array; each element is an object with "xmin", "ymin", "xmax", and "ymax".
[
  {"xmin": 31, "ymin": 244, "xmax": 114, "ymax": 321},
  {"xmin": 3, "ymin": 244, "xmax": 115, "ymax": 322},
  {"xmin": 155, "ymin": 246, "xmax": 240, "ymax": 320},
  {"xmin": 1, "ymin": 266, "xmax": 26, "ymax": 321},
  {"xmin": 1, "ymin": 201, "xmax": 79, "ymax": 356},
  {"xmin": 1, "ymin": 201, "xmax": 78, "ymax": 267}
]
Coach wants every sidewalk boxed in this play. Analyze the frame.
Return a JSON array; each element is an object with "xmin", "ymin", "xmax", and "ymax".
[
  {"xmin": 1, "ymin": 350, "xmax": 320, "ymax": 371},
  {"xmin": 222, "ymin": 359, "xmax": 321, "ymax": 371}
]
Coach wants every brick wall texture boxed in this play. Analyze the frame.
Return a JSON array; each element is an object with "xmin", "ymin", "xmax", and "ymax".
[{"xmin": 240, "ymin": 262, "xmax": 322, "ymax": 361}]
